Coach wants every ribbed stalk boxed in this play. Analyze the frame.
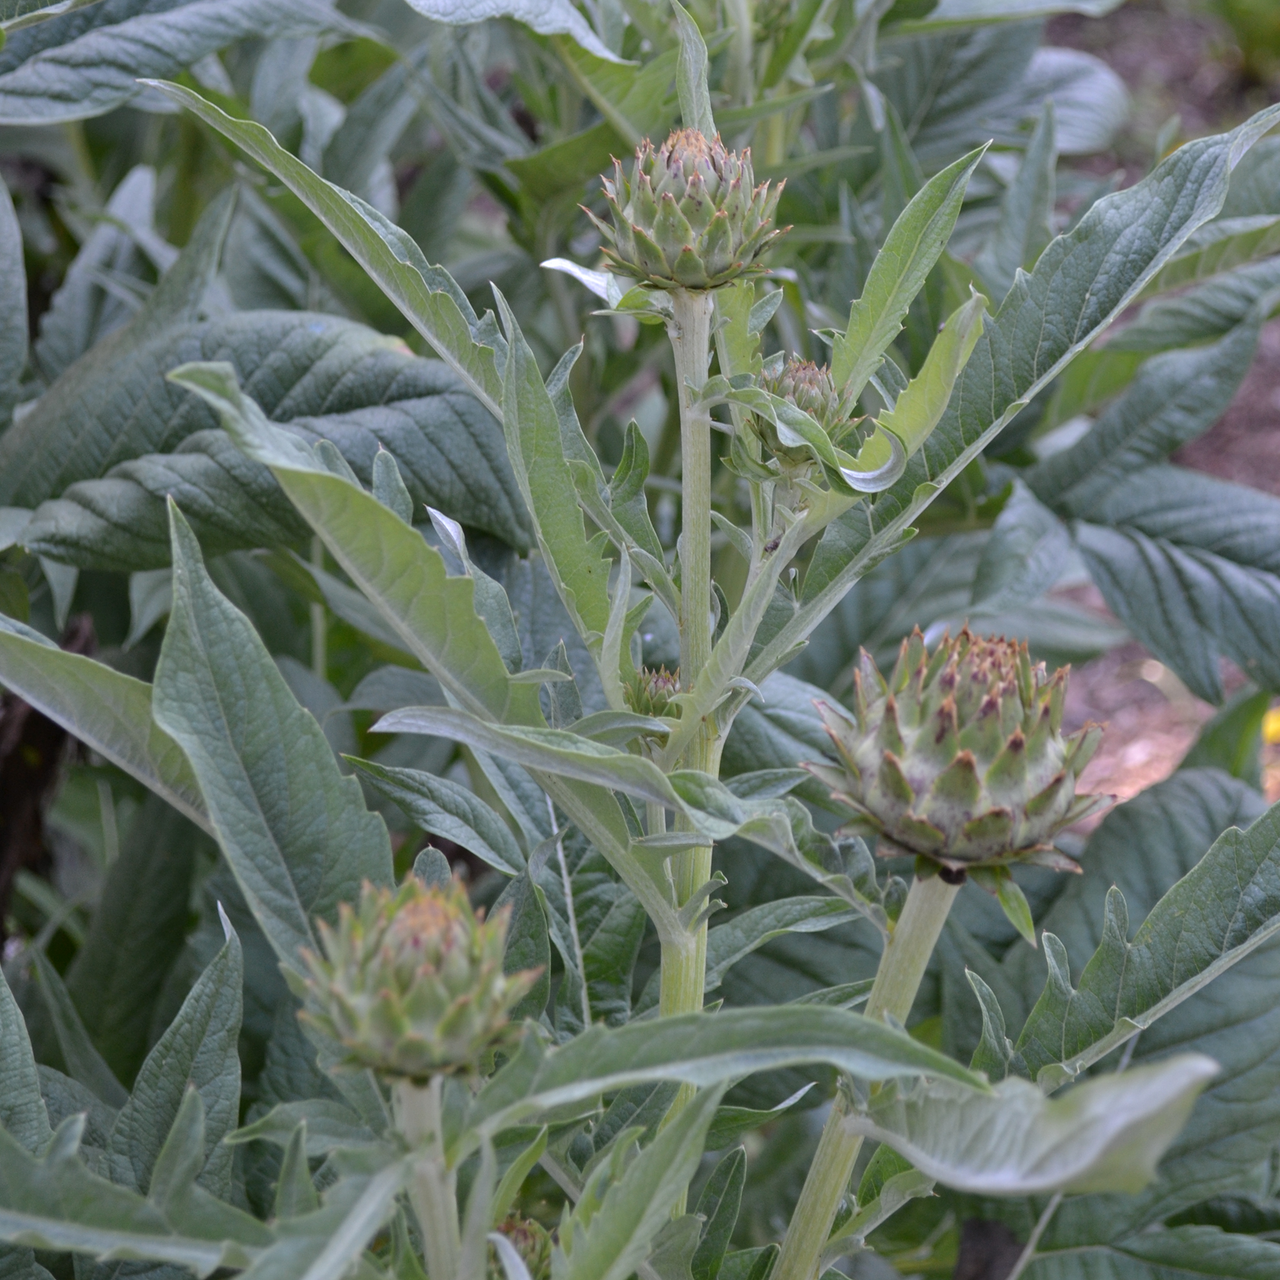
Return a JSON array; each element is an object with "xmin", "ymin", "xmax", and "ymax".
[
  {"xmin": 660, "ymin": 288, "xmax": 717, "ymax": 1134},
  {"xmin": 774, "ymin": 873, "xmax": 961, "ymax": 1280},
  {"xmin": 395, "ymin": 1077, "xmax": 460, "ymax": 1280}
]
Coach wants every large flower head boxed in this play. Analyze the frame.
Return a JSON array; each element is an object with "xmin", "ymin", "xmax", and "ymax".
[
  {"xmin": 590, "ymin": 128, "xmax": 786, "ymax": 290},
  {"xmin": 808, "ymin": 629, "xmax": 1110, "ymax": 871}
]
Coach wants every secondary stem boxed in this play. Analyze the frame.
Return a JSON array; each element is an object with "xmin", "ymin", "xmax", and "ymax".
[
  {"xmin": 774, "ymin": 872, "xmax": 961, "ymax": 1280},
  {"xmin": 310, "ymin": 535, "xmax": 326, "ymax": 680},
  {"xmin": 395, "ymin": 1077, "xmax": 460, "ymax": 1280}
]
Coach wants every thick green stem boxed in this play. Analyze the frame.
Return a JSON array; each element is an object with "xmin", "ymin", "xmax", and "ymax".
[
  {"xmin": 774, "ymin": 873, "xmax": 961, "ymax": 1280},
  {"xmin": 659, "ymin": 288, "xmax": 717, "ymax": 1144},
  {"xmin": 395, "ymin": 1077, "xmax": 460, "ymax": 1280},
  {"xmin": 670, "ymin": 288, "xmax": 715, "ymax": 716}
]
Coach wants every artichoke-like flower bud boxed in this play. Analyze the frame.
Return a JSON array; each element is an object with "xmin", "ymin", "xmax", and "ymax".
[
  {"xmin": 591, "ymin": 128, "xmax": 786, "ymax": 290},
  {"xmin": 754, "ymin": 357, "xmax": 867, "ymax": 470},
  {"xmin": 808, "ymin": 629, "xmax": 1110, "ymax": 871},
  {"xmin": 294, "ymin": 877, "xmax": 539, "ymax": 1081},
  {"xmin": 625, "ymin": 665, "xmax": 680, "ymax": 718},
  {"xmin": 489, "ymin": 1213, "xmax": 552, "ymax": 1280}
]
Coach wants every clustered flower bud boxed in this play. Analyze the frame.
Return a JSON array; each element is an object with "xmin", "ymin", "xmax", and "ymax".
[
  {"xmin": 752, "ymin": 357, "xmax": 868, "ymax": 473},
  {"xmin": 590, "ymin": 128, "xmax": 786, "ymax": 290},
  {"xmin": 488, "ymin": 1212, "xmax": 551, "ymax": 1280},
  {"xmin": 294, "ymin": 877, "xmax": 539, "ymax": 1081},
  {"xmin": 625, "ymin": 665, "xmax": 680, "ymax": 718},
  {"xmin": 808, "ymin": 629, "xmax": 1110, "ymax": 871}
]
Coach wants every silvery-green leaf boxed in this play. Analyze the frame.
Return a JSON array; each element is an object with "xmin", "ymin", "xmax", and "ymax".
[
  {"xmin": 64, "ymin": 795, "xmax": 204, "ymax": 1087},
  {"xmin": 0, "ymin": 614, "xmax": 206, "ymax": 826},
  {"xmin": 0, "ymin": 967, "xmax": 50, "ymax": 1152},
  {"xmin": 465, "ymin": 1004, "xmax": 986, "ymax": 1143},
  {"xmin": 152, "ymin": 503, "xmax": 392, "ymax": 976},
  {"xmin": 30, "ymin": 950, "xmax": 128, "ymax": 1110},
  {"xmin": 849, "ymin": 1055, "xmax": 1218, "ymax": 1195},
  {"xmin": 349, "ymin": 758, "xmax": 525, "ymax": 876},
  {"xmin": 170, "ymin": 361, "xmax": 540, "ymax": 728},
  {"xmin": 0, "ymin": 1116, "xmax": 261, "ymax": 1273},
  {"xmin": 555, "ymin": 1086, "xmax": 724, "ymax": 1280},
  {"xmin": 149, "ymin": 82, "xmax": 507, "ymax": 420},
  {"xmin": 107, "ymin": 919, "xmax": 243, "ymax": 1196},
  {"xmin": 0, "ymin": 0, "xmax": 355, "ymax": 124}
]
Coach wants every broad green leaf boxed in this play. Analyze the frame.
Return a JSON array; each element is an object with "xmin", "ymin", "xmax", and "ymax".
[
  {"xmin": 1014, "ymin": 786, "xmax": 1280, "ymax": 1088},
  {"xmin": 1144, "ymin": 215, "xmax": 1280, "ymax": 295},
  {"xmin": 16, "ymin": 308, "xmax": 531, "ymax": 560},
  {"xmin": 495, "ymin": 299, "xmax": 613, "ymax": 663},
  {"xmin": 976, "ymin": 771, "xmax": 1280, "ymax": 1243},
  {"xmin": 350, "ymin": 758, "xmax": 525, "ymax": 876},
  {"xmin": 876, "ymin": 289, "xmax": 988, "ymax": 456},
  {"xmin": 1038, "ymin": 1224, "xmax": 1280, "ymax": 1278},
  {"xmin": 65, "ymin": 796, "xmax": 204, "ymax": 1087},
  {"xmin": 1106, "ymin": 256, "xmax": 1280, "ymax": 356},
  {"xmin": 0, "ymin": 175, "xmax": 24, "ymax": 427},
  {"xmin": 753, "ymin": 105, "xmax": 1280, "ymax": 686},
  {"xmin": 850, "ymin": 1055, "xmax": 1217, "ymax": 1195},
  {"xmin": 672, "ymin": 1, "xmax": 715, "ymax": 137},
  {"xmin": 465, "ymin": 1005, "xmax": 986, "ymax": 1141},
  {"xmin": 31, "ymin": 950, "xmax": 128, "ymax": 1110},
  {"xmin": 974, "ymin": 101, "xmax": 1056, "ymax": 300},
  {"xmin": 971, "ymin": 482, "xmax": 1070, "ymax": 610},
  {"xmin": 0, "ymin": 968, "xmax": 50, "ymax": 1152},
  {"xmin": 171, "ymin": 361, "xmax": 540, "ymax": 728},
  {"xmin": 149, "ymin": 81, "xmax": 507, "ymax": 420},
  {"xmin": 376, "ymin": 704, "xmax": 678, "ymax": 806},
  {"xmin": 0, "ymin": 0, "xmax": 351, "ymax": 123},
  {"xmin": 1072, "ymin": 467, "xmax": 1280, "ymax": 702},
  {"xmin": 703, "ymin": 898, "xmax": 860, "ymax": 993},
  {"xmin": 152, "ymin": 502, "xmax": 392, "ymax": 976},
  {"xmin": 0, "ymin": 1117, "xmax": 260, "ymax": 1274},
  {"xmin": 1028, "ymin": 312, "xmax": 1263, "ymax": 516},
  {"xmin": 25, "ymin": 431, "xmax": 312, "ymax": 573},
  {"xmin": 107, "ymin": 922, "xmax": 243, "ymax": 1197},
  {"xmin": 554, "ymin": 1086, "xmax": 724, "ymax": 1280},
  {"xmin": 0, "ymin": 188, "xmax": 234, "ymax": 508},
  {"xmin": 402, "ymin": 0, "xmax": 621, "ymax": 61},
  {"xmin": 830, "ymin": 146, "xmax": 987, "ymax": 402}
]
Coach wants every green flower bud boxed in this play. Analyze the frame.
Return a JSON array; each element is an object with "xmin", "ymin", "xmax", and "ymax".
[
  {"xmin": 488, "ymin": 1212, "xmax": 552, "ymax": 1280},
  {"xmin": 590, "ymin": 128, "xmax": 786, "ymax": 290},
  {"xmin": 808, "ymin": 629, "xmax": 1111, "ymax": 871},
  {"xmin": 754, "ymin": 357, "xmax": 867, "ymax": 472},
  {"xmin": 625, "ymin": 665, "xmax": 680, "ymax": 718},
  {"xmin": 295, "ymin": 877, "xmax": 539, "ymax": 1081}
]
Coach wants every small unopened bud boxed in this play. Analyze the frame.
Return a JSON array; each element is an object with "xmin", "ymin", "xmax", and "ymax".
[{"xmin": 626, "ymin": 665, "xmax": 680, "ymax": 718}]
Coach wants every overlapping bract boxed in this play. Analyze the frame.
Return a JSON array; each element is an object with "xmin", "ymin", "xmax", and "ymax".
[
  {"xmin": 591, "ymin": 129, "xmax": 785, "ymax": 289},
  {"xmin": 810, "ymin": 630, "xmax": 1108, "ymax": 869},
  {"xmin": 294, "ymin": 877, "xmax": 539, "ymax": 1080},
  {"xmin": 626, "ymin": 664, "xmax": 680, "ymax": 718}
]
